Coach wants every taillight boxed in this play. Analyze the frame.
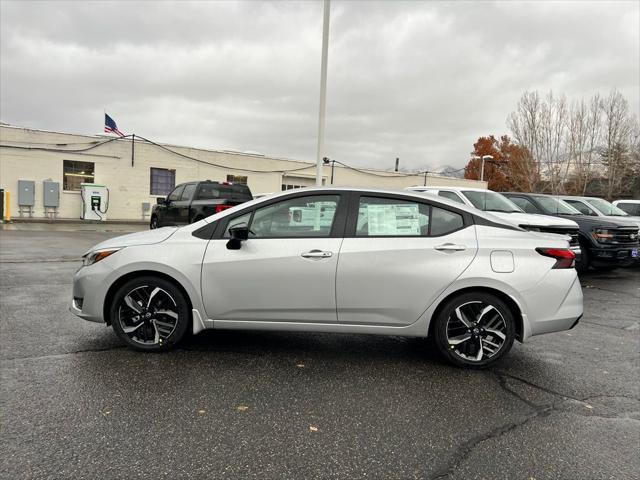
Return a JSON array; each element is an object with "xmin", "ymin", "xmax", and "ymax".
[
  {"xmin": 215, "ymin": 204, "xmax": 233, "ymax": 214},
  {"xmin": 536, "ymin": 247, "xmax": 576, "ymax": 269}
]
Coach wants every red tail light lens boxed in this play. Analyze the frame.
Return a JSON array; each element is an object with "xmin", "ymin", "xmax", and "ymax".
[
  {"xmin": 536, "ymin": 247, "xmax": 576, "ymax": 269},
  {"xmin": 215, "ymin": 204, "xmax": 233, "ymax": 214}
]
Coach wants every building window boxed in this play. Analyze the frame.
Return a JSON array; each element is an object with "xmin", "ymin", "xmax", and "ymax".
[
  {"xmin": 227, "ymin": 174, "xmax": 248, "ymax": 184},
  {"xmin": 63, "ymin": 160, "xmax": 95, "ymax": 191},
  {"xmin": 281, "ymin": 184, "xmax": 305, "ymax": 191},
  {"xmin": 150, "ymin": 168, "xmax": 176, "ymax": 195}
]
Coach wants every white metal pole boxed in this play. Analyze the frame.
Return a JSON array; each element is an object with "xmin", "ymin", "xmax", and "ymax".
[{"xmin": 316, "ymin": 0, "xmax": 330, "ymax": 186}]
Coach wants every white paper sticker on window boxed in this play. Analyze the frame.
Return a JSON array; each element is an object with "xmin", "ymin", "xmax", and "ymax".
[{"xmin": 365, "ymin": 204, "xmax": 420, "ymax": 235}]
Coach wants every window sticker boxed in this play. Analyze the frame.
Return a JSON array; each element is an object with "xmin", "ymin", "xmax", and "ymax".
[{"xmin": 365, "ymin": 204, "xmax": 420, "ymax": 235}]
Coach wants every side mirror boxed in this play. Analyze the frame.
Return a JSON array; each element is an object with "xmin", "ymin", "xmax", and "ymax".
[
  {"xmin": 156, "ymin": 197, "xmax": 166, "ymax": 205},
  {"xmin": 226, "ymin": 225, "xmax": 250, "ymax": 250}
]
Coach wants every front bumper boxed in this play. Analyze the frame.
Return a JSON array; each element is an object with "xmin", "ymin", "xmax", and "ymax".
[
  {"xmin": 69, "ymin": 261, "xmax": 114, "ymax": 323},
  {"xmin": 590, "ymin": 245, "xmax": 639, "ymax": 267}
]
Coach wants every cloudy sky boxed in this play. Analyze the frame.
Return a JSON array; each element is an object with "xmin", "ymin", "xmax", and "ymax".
[{"xmin": 1, "ymin": 0, "xmax": 638, "ymax": 172}]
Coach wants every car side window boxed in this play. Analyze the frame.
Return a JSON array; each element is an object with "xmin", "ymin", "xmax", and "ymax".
[
  {"xmin": 618, "ymin": 203, "xmax": 639, "ymax": 215},
  {"xmin": 509, "ymin": 196, "xmax": 539, "ymax": 214},
  {"xmin": 438, "ymin": 191, "xmax": 465, "ymax": 204},
  {"xmin": 167, "ymin": 185, "xmax": 185, "ymax": 202},
  {"xmin": 430, "ymin": 207, "xmax": 465, "ymax": 236},
  {"xmin": 223, "ymin": 212, "xmax": 252, "ymax": 238},
  {"xmin": 565, "ymin": 200, "xmax": 595, "ymax": 215},
  {"xmin": 356, "ymin": 197, "xmax": 430, "ymax": 236},
  {"xmin": 181, "ymin": 184, "xmax": 197, "ymax": 201},
  {"xmin": 244, "ymin": 195, "xmax": 340, "ymax": 238}
]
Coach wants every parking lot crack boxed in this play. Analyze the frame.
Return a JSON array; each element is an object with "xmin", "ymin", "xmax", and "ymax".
[{"xmin": 428, "ymin": 405, "xmax": 554, "ymax": 480}]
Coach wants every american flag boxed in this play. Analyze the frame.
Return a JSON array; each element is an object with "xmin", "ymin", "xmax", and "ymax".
[{"xmin": 104, "ymin": 113, "xmax": 125, "ymax": 137}]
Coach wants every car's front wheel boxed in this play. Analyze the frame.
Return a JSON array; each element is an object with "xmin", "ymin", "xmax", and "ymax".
[
  {"xmin": 110, "ymin": 276, "xmax": 190, "ymax": 351},
  {"xmin": 432, "ymin": 292, "xmax": 515, "ymax": 368},
  {"xmin": 150, "ymin": 215, "xmax": 159, "ymax": 229}
]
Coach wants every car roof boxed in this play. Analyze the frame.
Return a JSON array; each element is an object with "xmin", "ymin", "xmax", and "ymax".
[
  {"xmin": 503, "ymin": 192, "xmax": 561, "ymax": 199},
  {"xmin": 559, "ymin": 195, "xmax": 602, "ymax": 201},
  {"xmin": 406, "ymin": 186, "xmax": 489, "ymax": 192},
  {"xmin": 244, "ymin": 186, "xmax": 516, "ymax": 225}
]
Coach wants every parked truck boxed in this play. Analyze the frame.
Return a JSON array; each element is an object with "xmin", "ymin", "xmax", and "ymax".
[{"xmin": 150, "ymin": 181, "xmax": 253, "ymax": 228}]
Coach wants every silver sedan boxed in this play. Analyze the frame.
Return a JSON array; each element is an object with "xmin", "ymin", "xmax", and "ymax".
[{"xmin": 70, "ymin": 187, "xmax": 583, "ymax": 368}]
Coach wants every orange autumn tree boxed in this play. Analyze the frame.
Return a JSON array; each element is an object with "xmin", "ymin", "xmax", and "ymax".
[{"xmin": 464, "ymin": 135, "xmax": 537, "ymax": 192}]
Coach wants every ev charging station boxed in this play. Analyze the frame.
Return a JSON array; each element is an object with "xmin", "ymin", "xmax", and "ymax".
[{"xmin": 80, "ymin": 183, "xmax": 109, "ymax": 221}]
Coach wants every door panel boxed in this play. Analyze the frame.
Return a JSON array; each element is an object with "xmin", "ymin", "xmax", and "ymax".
[
  {"xmin": 336, "ymin": 227, "xmax": 478, "ymax": 326},
  {"xmin": 201, "ymin": 238, "xmax": 342, "ymax": 322},
  {"xmin": 172, "ymin": 183, "xmax": 196, "ymax": 224},
  {"xmin": 164, "ymin": 185, "xmax": 185, "ymax": 225},
  {"xmin": 201, "ymin": 193, "xmax": 345, "ymax": 323}
]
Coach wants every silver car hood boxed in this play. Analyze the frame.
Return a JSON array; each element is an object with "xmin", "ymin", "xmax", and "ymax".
[
  {"xmin": 85, "ymin": 227, "xmax": 178, "ymax": 254},
  {"xmin": 489, "ymin": 211, "xmax": 578, "ymax": 228}
]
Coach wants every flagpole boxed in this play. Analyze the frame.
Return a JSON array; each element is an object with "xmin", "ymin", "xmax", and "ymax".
[{"xmin": 315, "ymin": 0, "xmax": 330, "ymax": 186}]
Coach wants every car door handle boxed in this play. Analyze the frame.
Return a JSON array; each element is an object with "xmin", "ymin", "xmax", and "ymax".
[
  {"xmin": 301, "ymin": 250, "xmax": 333, "ymax": 259},
  {"xmin": 434, "ymin": 243, "xmax": 467, "ymax": 252}
]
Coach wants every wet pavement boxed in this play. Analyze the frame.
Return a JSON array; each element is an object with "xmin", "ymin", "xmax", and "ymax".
[{"xmin": 1, "ymin": 224, "xmax": 638, "ymax": 479}]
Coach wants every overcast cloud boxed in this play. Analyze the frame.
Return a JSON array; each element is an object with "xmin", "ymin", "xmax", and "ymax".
[{"xmin": 1, "ymin": 0, "xmax": 638, "ymax": 171}]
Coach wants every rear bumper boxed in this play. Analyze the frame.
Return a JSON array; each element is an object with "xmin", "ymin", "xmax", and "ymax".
[{"xmin": 527, "ymin": 274, "xmax": 583, "ymax": 338}]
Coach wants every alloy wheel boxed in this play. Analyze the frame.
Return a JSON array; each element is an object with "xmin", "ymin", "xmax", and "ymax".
[
  {"xmin": 446, "ymin": 301, "xmax": 508, "ymax": 363},
  {"xmin": 117, "ymin": 285, "xmax": 179, "ymax": 346}
]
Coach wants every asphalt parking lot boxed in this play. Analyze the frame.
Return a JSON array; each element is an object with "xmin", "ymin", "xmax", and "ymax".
[{"xmin": 1, "ymin": 224, "xmax": 639, "ymax": 480}]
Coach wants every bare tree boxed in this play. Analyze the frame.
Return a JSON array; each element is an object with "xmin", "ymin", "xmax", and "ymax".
[
  {"xmin": 507, "ymin": 91, "xmax": 542, "ymax": 187},
  {"xmin": 564, "ymin": 94, "xmax": 602, "ymax": 195},
  {"xmin": 600, "ymin": 90, "xmax": 634, "ymax": 200},
  {"xmin": 507, "ymin": 91, "xmax": 569, "ymax": 193}
]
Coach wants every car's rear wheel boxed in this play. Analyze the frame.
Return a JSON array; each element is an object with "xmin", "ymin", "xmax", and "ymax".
[
  {"xmin": 110, "ymin": 276, "xmax": 190, "ymax": 351},
  {"xmin": 432, "ymin": 292, "xmax": 515, "ymax": 368}
]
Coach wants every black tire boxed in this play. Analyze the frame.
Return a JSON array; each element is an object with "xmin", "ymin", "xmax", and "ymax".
[
  {"xmin": 575, "ymin": 244, "xmax": 590, "ymax": 275},
  {"xmin": 150, "ymin": 215, "xmax": 159, "ymax": 229},
  {"xmin": 432, "ymin": 291, "xmax": 515, "ymax": 369},
  {"xmin": 110, "ymin": 276, "xmax": 190, "ymax": 352}
]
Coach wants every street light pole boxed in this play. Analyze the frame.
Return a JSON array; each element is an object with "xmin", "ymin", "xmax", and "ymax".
[
  {"xmin": 481, "ymin": 155, "xmax": 493, "ymax": 182},
  {"xmin": 316, "ymin": 0, "xmax": 331, "ymax": 186},
  {"xmin": 323, "ymin": 157, "xmax": 335, "ymax": 184}
]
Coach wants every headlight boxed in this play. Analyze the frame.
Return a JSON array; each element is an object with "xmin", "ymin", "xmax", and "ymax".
[
  {"xmin": 82, "ymin": 248, "xmax": 121, "ymax": 266},
  {"xmin": 592, "ymin": 228, "xmax": 614, "ymax": 243}
]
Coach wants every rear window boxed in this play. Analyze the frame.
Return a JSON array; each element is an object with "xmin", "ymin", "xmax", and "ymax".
[
  {"xmin": 617, "ymin": 203, "xmax": 640, "ymax": 216},
  {"xmin": 196, "ymin": 183, "xmax": 253, "ymax": 201}
]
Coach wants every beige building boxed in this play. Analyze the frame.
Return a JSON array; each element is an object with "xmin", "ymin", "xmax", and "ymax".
[{"xmin": 0, "ymin": 124, "xmax": 485, "ymax": 221}]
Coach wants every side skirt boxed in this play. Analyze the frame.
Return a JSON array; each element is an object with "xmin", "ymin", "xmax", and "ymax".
[{"xmin": 192, "ymin": 314, "xmax": 429, "ymax": 337}]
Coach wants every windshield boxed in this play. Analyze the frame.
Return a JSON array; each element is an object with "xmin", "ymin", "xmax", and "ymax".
[
  {"xmin": 535, "ymin": 196, "xmax": 582, "ymax": 215},
  {"xmin": 584, "ymin": 198, "xmax": 629, "ymax": 216},
  {"xmin": 462, "ymin": 191, "xmax": 523, "ymax": 213}
]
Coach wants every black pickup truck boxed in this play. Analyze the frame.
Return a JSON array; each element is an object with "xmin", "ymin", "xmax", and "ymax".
[
  {"xmin": 503, "ymin": 192, "xmax": 639, "ymax": 273},
  {"xmin": 151, "ymin": 181, "xmax": 253, "ymax": 228}
]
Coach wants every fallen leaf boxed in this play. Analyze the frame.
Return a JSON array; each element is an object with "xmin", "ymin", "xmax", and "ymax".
[
  {"xmin": 197, "ymin": 410, "xmax": 206, "ymax": 415},
  {"xmin": 584, "ymin": 404, "xmax": 593, "ymax": 410},
  {"xmin": 237, "ymin": 405, "xmax": 249, "ymax": 411},
  {"xmin": 309, "ymin": 426, "xmax": 318, "ymax": 432},
  {"xmin": 296, "ymin": 364, "xmax": 305, "ymax": 368}
]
